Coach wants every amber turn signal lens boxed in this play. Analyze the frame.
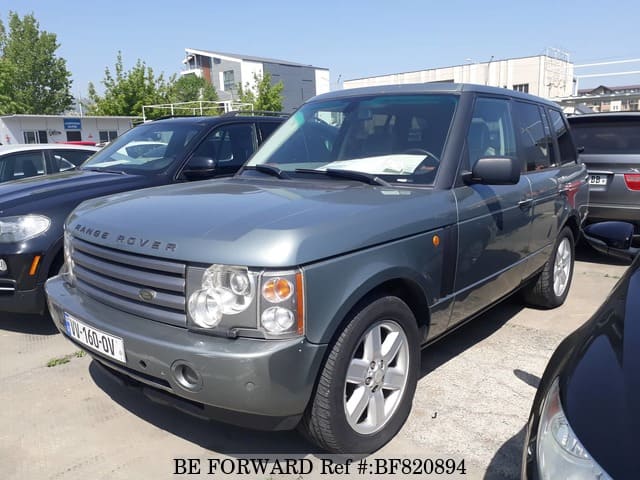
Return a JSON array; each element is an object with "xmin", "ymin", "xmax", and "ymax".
[
  {"xmin": 29, "ymin": 255, "xmax": 42, "ymax": 276},
  {"xmin": 262, "ymin": 277, "xmax": 293, "ymax": 302},
  {"xmin": 432, "ymin": 235, "xmax": 440, "ymax": 247}
]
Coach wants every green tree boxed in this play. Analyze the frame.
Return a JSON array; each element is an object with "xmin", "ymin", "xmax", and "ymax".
[
  {"xmin": 168, "ymin": 74, "xmax": 218, "ymax": 103},
  {"xmin": 0, "ymin": 12, "xmax": 73, "ymax": 114},
  {"xmin": 237, "ymin": 72, "xmax": 284, "ymax": 112},
  {"xmin": 0, "ymin": 60, "xmax": 25, "ymax": 114},
  {"xmin": 87, "ymin": 51, "xmax": 170, "ymax": 117}
]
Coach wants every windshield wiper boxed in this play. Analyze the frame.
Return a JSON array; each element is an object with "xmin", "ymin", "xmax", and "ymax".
[
  {"xmin": 295, "ymin": 168, "xmax": 391, "ymax": 187},
  {"xmin": 249, "ymin": 164, "xmax": 291, "ymax": 179},
  {"xmin": 82, "ymin": 167, "xmax": 127, "ymax": 175}
]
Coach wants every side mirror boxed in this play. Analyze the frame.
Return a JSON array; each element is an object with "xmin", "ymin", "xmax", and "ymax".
[
  {"xmin": 464, "ymin": 157, "xmax": 521, "ymax": 185},
  {"xmin": 182, "ymin": 156, "xmax": 216, "ymax": 180},
  {"xmin": 583, "ymin": 221, "xmax": 638, "ymax": 261}
]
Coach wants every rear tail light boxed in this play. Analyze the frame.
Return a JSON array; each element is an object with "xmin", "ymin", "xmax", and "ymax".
[{"xmin": 624, "ymin": 174, "xmax": 640, "ymax": 191}]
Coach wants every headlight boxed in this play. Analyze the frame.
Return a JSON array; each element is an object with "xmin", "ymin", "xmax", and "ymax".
[
  {"xmin": 63, "ymin": 231, "xmax": 75, "ymax": 286},
  {"xmin": 536, "ymin": 378, "xmax": 612, "ymax": 479},
  {"xmin": 188, "ymin": 265, "xmax": 256, "ymax": 329},
  {"xmin": 186, "ymin": 265, "xmax": 304, "ymax": 339},
  {"xmin": 0, "ymin": 215, "xmax": 51, "ymax": 243}
]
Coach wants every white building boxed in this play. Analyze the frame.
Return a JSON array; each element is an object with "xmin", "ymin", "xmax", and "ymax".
[
  {"xmin": 344, "ymin": 53, "xmax": 574, "ymax": 99},
  {"xmin": 181, "ymin": 48, "xmax": 330, "ymax": 112},
  {"xmin": 0, "ymin": 114, "xmax": 136, "ymax": 145}
]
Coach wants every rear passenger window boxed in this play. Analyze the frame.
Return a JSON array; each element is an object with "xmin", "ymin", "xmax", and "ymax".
[
  {"xmin": 514, "ymin": 101, "xmax": 551, "ymax": 172},
  {"xmin": 259, "ymin": 122, "xmax": 280, "ymax": 142},
  {"xmin": 548, "ymin": 109, "xmax": 577, "ymax": 164},
  {"xmin": 467, "ymin": 97, "xmax": 517, "ymax": 168}
]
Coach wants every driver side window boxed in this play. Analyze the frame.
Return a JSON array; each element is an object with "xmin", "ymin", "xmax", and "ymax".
[{"xmin": 468, "ymin": 97, "xmax": 517, "ymax": 169}]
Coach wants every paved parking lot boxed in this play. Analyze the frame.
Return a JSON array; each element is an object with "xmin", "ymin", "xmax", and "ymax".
[{"xmin": 0, "ymin": 245, "xmax": 630, "ymax": 479}]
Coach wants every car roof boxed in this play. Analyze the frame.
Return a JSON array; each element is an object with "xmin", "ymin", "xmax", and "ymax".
[
  {"xmin": 567, "ymin": 112, "xmax": 640, "ymax": 123},
  {"xmin": 149, "ymin": 114, "xmax": 286, "ymax": 126},
  {"xmin": 0, "ymin": 144, "xmax": 100, "ymax": 155},
  {"xmin": 311, "ymin": 82, "xmax": 560, "ymax": 108}
]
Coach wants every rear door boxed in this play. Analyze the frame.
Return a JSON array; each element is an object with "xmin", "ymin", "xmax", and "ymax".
[
  {"xmin": 569, "ymin": 115, "xmax": 640, "ymax": 208},
  {"xmin": 512, "ymin": 101, "xmax": 561, "ymax": 274}
]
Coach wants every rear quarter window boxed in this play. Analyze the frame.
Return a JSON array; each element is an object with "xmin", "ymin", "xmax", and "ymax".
[{"xmin": 570, "ymin": 120, "xmax": 640, "ymax": 154}]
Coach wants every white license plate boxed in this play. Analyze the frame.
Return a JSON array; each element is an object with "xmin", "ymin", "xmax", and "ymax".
[
  {"xmin": 589, "ymin": 174, "xmax": 608, "ymax": 185},
  {"xmin": 64, "ymin": 312, "xmax": 126, "ymax": 363}
]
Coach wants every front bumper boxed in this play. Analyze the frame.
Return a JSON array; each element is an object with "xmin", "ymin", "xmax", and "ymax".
[
  {"xmin": 45, "ymin": 276, "xmax": 327, "ymax": 430},
  {"xmin": 0, "ymin": 285, "xmax": 46, "ymax": 314},
  {"xmin": 0, "ymin": 247, "xmax": 49, "ymax": 314}
]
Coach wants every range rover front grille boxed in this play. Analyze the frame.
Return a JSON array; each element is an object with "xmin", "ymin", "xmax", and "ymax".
[{"xmin": 71, "ymin": 237, "xmax": 187, "ymax": 326}]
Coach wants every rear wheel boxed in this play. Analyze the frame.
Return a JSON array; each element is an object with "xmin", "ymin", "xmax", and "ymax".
[
  {"xmin": 523, "ymin": 227, "xmax": 575, "ymax": 308},
  {"xmin": 300, "ymin": 296, "xmax": 419, "ymax": 453}
]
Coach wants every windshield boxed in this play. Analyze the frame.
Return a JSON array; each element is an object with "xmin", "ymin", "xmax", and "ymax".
[
  {"xmin": 82, "ymin": 121, "xmax": 206, "ymax": 174},
  {"xmin": 247, "ymin": 94, "xmax": 458, "ymax": 184}
]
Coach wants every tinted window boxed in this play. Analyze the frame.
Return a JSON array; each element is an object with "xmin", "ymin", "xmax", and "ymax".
[
  {"xmin": 548, "ymin": 109, "xmax": 577, "ymax": 164},
  {"xmin": 259, "ymin": 122, "xmax": 280, "ymax": 142},
  {"xmin": 0, "ymin": 151, "xmax": 45, "ymax": 181},
  {"xmin": 514, "ymin": 101, "xmax": 551, "ymax": 171},
  {"xmin": 247, "ymin": 94, "xmax": 459, "ymax": 185},
  {"xmin": 467, "ymin": 97, "xmax": 517, "ymax": 168},
  {"xmin": 193, "ymin": 123, "xmax": 257, "ymax": 167},
  {"xmin": 570, "ymin": 120, "xmax": 640, "ymax": 154}
]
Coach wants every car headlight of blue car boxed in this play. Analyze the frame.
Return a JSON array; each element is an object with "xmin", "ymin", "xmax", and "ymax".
[{"xmin": 536, "ymin": 378, "xmax": 612, "ymax": 479}]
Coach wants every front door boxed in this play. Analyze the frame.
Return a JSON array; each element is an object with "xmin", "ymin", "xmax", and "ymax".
[{"xmin": 449, "ymin": 96, "xmax": 532, "ymax": 326}]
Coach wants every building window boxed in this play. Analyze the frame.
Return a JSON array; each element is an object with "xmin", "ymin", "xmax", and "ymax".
[
  {"xmin": 223, "ymin": 70, "xmax": 235, "ymax": 92},
  {"xmin": 23, "ymin": 130, "xmax": 48, "ymax": 144},
  {"xmin": 513, "ymin": 84, "xmax": 529, "ymax": 93},
  {"xmin": 99, "ymin": 131, "xmax": 118, "ymax": 143}
]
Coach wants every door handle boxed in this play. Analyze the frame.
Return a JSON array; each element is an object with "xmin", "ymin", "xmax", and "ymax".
[{"xmin": 518, "ymin": 198, "xmax": 533, "ymax": 210}]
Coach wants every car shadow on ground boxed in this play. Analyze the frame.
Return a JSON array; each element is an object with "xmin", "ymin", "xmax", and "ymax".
[
  {"xmin": 88, "ymin": 360, "xmax": 322, "ymax": 455},
  {"xmin": 89, "ymin": 295, "xmax": 525, "ymax": 458},
  {"xmin": 483, "ymin": 370, "xmax": 541, "ymax": 480},
  {"xmin": 419, "ymin": 297, "xmax": 524, "ymax": 378},
  {"xmin": 0, "ymin": 313, "xmax": 58, "ymax": 335}
]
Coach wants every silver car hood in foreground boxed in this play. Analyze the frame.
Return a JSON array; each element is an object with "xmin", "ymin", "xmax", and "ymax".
[{"xmin": 68, "ymin": 178, "xmax": 456, "ymax": 267}]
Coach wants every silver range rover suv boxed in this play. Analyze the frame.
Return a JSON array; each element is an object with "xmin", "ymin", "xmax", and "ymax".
[{"xmin": 46, "ymin": 83, "xmax": 588, "ymax": 453}]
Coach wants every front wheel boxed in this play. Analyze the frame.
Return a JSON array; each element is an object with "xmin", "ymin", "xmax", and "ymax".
[
  {"xmin": 522, "ymin": 227, "xmax": 575, "ymax": 308},
  {"xmin": 300, "ymin": 296, "xmax": 419, "ymax": 453}
]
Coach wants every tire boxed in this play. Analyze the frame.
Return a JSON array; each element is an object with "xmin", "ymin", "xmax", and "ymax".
[
  {"xmin": 300, "ymin": 296, "xmax": 419, "ymax": 453},
  {"xmin": 522, "ymin": 226, "xmax": 575, "ymax": 309}
]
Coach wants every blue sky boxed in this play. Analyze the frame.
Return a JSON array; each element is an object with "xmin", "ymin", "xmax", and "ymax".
[{"xmin": 5, "ymin": 0, "xmax": 640, "ymax": 96}]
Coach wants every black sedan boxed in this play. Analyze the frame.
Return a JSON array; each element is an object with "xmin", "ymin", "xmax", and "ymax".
[
  {"xmin": 0, "ymin": 114, "xmax": 284, "ymax": 316},
  {"xmin": 522, "ymin": 222, "xmax": 638, "ymax": 479}
]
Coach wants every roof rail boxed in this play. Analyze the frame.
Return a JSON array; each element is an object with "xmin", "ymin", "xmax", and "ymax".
[{"xmin": 221, "ymin": 110, "xmax": 290, "ymax": 118}]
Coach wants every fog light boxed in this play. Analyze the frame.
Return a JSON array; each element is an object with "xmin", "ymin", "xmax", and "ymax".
[{"xmin": 0, "ymin": 259, "xmax": 7, "ymax": 274}]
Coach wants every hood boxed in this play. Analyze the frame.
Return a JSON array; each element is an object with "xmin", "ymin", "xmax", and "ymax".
[
  {"xmin": 563, "ymin": 258, "xmax": 640, "ymax": 479},
  {"xmin": 68, "ymin": 178, "xmax": 456, "ymax": 266},
  {"xmin": 0, "ymin": 170, "xmax": 152, "ymax": 215}
]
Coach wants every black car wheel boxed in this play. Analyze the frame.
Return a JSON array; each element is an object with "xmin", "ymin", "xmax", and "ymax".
[
  {"xmin": 300, "ymin": 296, "xmax": 419, "ymax": 453},
  {"xmin": 523, "ymin": 226, "xmax": 575, "ymax": 308}
]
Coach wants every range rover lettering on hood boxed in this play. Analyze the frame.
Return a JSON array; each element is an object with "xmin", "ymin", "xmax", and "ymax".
[{"xmin": 73, "ymin": 224, "xmax": 177, "ymax": 252}]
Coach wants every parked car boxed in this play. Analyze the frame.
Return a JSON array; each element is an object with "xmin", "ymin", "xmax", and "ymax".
[
  {"xmin": 521, "ymin": 221, "xmax": 637, "ymax": 480},
  {"xmin": 0, "ymin": 144, "xmax": 99, "ymax": 184},
  {"xmin": 0, "ymin": 113, "xmax": 285, "ymax": 315},
  {"xmin": 46, "ymin": 83, "xmax": 588, "ymax": 453},
  {"xmin": 568, "ymin": 113, "xmax": 640, "ymax": 229}
]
